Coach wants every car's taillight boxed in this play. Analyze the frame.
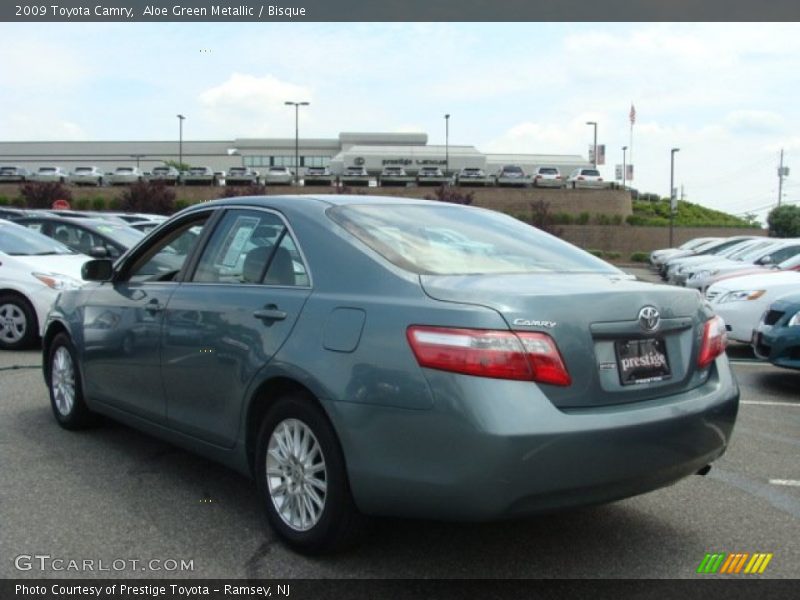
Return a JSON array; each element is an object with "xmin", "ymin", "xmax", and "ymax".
[
  {"xmin": 535, "ymin": 175, "xmax": 542, "ymax": 179},
  {"xmin": 598, "ymin": 177, "xmax": 603, "ymax": 181},
  {"xmin": 697, "ymin": 315, "xmax": 728, "ymax": 369},
  {"xmin": 556, "ymin": 175, "xmax": 562, "ymax": 179},
  {"xmin": 578, "ymin": 176, "xmax": 585, "ymax": 180},
  {"xmin": 406, "ymin": 326, "xmax": 571, "ymax": 386}
]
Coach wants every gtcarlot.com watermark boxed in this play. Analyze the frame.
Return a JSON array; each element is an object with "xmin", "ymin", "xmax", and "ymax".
[{"xmin": 14, "ymin": 554, "xmax": 194, "ymax": 573}]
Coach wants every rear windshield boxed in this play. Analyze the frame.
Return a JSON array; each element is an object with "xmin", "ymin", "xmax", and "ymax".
[
  {"xmin": 328, "ymin": 204, "xmax": 620, "ymax": 276},
  {"xmin": 190, "ymin": 168, "xmax": 207, "ymax": 174},
  {"xmin": 0, "ymin": 224, "xmax": 75, "ymax": 256},
  {"xmin": 153, "ymin": 167, "xmax": 169, "ymax": 172},
  {"xmin": 74, "ymin": 167, "xmax": 92, "ymax": 172},
  {"xmin": 229, "ymin": 167, "xmax": 245, "ymax": 173},
  {"xmin": 87, "ymin": 223, "xmax": 145, "ymax": 248},
  {"xmin": 39, "ymin": 167, "xmax": 56, "ymax": 172},
  {"xmin": 538, "ymin": 168, "xmax": 558, "ymax": 174},
  {"xmin": 116, "ymin": 167, "xmax": 134, "ymax": 172},
  {"xmin": 502, "ymin": 166, "xmax": 523, "ymax": 173},
  {"xmin": 581, "ymin": 169, "xmax": 600, "ymax": 176},
  {"xmin": 0, "ymin": 167, "xmax": 16, "ymax": 173},
  {"xmin": 270, "ymin": 167, "xmax": 287, "ymax": 172}
]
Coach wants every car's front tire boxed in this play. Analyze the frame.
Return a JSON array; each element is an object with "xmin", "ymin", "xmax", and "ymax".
[
  {"xmin": 48, "ymin": 333, "xmax": 95, "ymax": 429},
  {"xmin": 255, "ymin": 393, "xmax": 366, "ymax": 554},
  {"xmin": 0, "ymin": 293, "xmax": 38, "ymax": 350}
]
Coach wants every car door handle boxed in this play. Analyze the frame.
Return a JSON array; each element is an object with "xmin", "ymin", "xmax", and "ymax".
[
  {"xmin": 253, "ymin": 306, "xmax": 287, "ymax": 321},
  {"xmin": 145, "ymin": 300, "xmax": 165, "ymax": 313}
]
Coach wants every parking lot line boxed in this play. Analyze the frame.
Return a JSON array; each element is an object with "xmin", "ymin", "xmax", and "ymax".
[{"xmin": 769, "ymin": 479, "xmax": 800, "ymax": 487}]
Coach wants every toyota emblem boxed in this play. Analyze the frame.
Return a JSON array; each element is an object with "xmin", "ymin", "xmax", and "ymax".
[{"xmin": 638, "ymin": 306, "xmax": 660, "ymax": 331}]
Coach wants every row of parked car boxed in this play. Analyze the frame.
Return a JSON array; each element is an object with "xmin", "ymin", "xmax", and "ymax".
[
  {"xmin": 0, "ymin": 164, "xmax": 608, "ymax": 189},
  {"xmin": 651, "ymin": 236, "xmax": 800, "ymax": 370},
  {"xmin": 0, "ymin": 209, "xmax": 168, "ymax": 350}
]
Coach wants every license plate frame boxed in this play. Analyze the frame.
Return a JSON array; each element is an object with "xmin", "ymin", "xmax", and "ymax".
[{"xmin": 614, "ymin": 338, "xmax": 671, "ymax": 386}]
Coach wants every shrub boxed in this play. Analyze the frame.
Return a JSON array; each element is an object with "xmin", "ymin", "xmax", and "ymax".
[
  {"xmin": 107, "ymin": 196, "xmax": 123, "ymax": 211},
  {"xmin": 74, "ymin": 197, "xmax": 91, "ymax": 211},
  {"xmin": 767, "ymin": 205, "xmax": 800, "ymax": 237},
  {"xmin": 630, "ymin": 251, "xmax": 650, "ymax": 263},
  {"xmin": 424, "ymin": 186, "xmax": 474, "ymax": 205},
  {"xmin": 553, "ymin": 212, "xmax": 574, "ymax": 225},
  {"xmin": 611, "ymin": 214, "xmax": 623, "ymax": 225},
  {"xmin": 0, "ymin": 195, "xmax": 8, "ymax": 206},
  {"xmin": 576, "ymin": 212, "xmax": 590, "ymax": 225},
  {"xmin": 594, "ymin": 214, "xmax": 613, "ymax": 225},
  {"xmin": 91, "ymin": 196, "xmax": 106, "ymax": 212},
  {"xmin": 11, "ymin": 196, "xmax": 25, "ymax": 207},
  {"xmin": 18, "ymin": 181, "xmax": 72, "ymax": 209},
  {"xmin": 174, "ymin": 199, "xmax": 190, "ymax": 212},
  {"xmin": 117, "ymin": 181, "xmax": 176, "ymax": 215},
  {"xmin": 605, "ymin": 250, "xmax": 621, "ymax": 260},
  {"xmin": 528, "ymin": 200, "xmax": 563, "ymax": 237},
  {"xmin": 587, "ymin": 248, "xmax": 604, "ymax": 258}
]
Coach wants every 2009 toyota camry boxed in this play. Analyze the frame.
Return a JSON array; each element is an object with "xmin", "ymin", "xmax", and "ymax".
[{"xmin": 42, "ymin": 195, "xmax": 739, "ymax": 553}]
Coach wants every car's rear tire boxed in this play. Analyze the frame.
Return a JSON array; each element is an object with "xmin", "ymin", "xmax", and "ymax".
[
  {"xmin": 0, "ymin": 293, "xmax": 38, "ymax": 351},
  {"xmin": 255, "ymin": 393, "xmax": 366, "ymax": 554},
  {"xmin": 48, "ymin": 333, "xmax": 95, "ymax": 429}
]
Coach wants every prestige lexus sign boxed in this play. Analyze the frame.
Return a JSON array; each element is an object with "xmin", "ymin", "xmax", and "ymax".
[{"xmin": 381, "ymin": 158, "xmax": 446, "ymax": 166}]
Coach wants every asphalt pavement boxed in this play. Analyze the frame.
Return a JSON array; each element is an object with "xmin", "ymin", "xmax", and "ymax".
[{"xmin": 1, "ymin": 336, "xmax": 798, "ymax": 579}]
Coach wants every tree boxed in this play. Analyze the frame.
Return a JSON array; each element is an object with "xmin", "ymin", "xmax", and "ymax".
[
  {"xmin": 767, "ymin": 205, "xmax": 800, "ymax": 237},
  {"xmin": 528, "ymin": 200, "xmax": 563, "ymax": 237},
  {"xmin": 163, "ymin": 159, "xmax": 191, "ymax": 172},
  {"xmin": 19, "ymin": 181, "xmax": 72, "ymax": 209},
  {"xmin": 423, "ymin": 185, "xmax": 474, "ymax": 205},
  {"xmin": 118, "ymin": 181, "xmax": 176, "ymax": 215}
]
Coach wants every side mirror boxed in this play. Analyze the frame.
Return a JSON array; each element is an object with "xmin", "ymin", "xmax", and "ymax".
[
  {"xmin": 82, "ymin": 259, "xmax": 114, "ymax": 282},
  {"xmin": 757, "ymin": 255, "xmax": 773, "ymax": 266},
  {"xmin": 89, "ymin": 246, "xmax": 109, "ymax": 258}
]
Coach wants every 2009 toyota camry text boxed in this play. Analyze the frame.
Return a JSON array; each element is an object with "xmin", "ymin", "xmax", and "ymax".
[{"xmin": 43, "ymin": 195, "xmax": 739, "ymax": 553}]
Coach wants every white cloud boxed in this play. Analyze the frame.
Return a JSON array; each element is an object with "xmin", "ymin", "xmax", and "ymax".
[{"xmin": 198, "ymin": 73, "xmax": 313, "ymax": 137}]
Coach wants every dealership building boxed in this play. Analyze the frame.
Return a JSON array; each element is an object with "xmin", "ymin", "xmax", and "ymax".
[{"xmin": 0, "ymin": 132, "xmax": 593, "ymax": 178}]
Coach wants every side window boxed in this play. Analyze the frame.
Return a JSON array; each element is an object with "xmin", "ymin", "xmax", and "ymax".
[
  {"xmin": 126, "ymin": 215, "xmax": 210, "ymax": 283},
  {"xmin": 770, "ymin": 245, "xmax": 800, "ymax": 263},
  {"xmin": 190, "ymin": 209, "xmax": 308, "ymax": 287},
  {"xmin": 24, "ymin": 222, "xmax": 43, "ymax": 233}
]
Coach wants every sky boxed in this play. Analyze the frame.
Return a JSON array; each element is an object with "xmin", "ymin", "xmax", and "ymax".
[{"xmin": 2, "ymin": 21, "xmax": 799, "ymax": 223}]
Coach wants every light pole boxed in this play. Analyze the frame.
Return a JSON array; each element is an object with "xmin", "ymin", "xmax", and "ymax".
[
  {"xmin": 586, "ymin": 121, "xmax": 598, "ymax": 167},
  {"xmin": 285, "ymin": 101, "xmax": 310, "ymax": 185},
  {"xmin": 177, "ymin": 114, "xmax": 185, "ymax": 179},
  {"xmin": 444, "ymin": 113, "xmax": 450, "ymax": 177},
  {"xmin": 130, "ymin": 154, "xmax": 145, "ymax": 169},
  {"xmin": 621, "ymin": 146, "xmax": 628, "ymax": 191},
  {"xmin": 669, "ymin": 148, "xmax": 680, "ymax": 247}
]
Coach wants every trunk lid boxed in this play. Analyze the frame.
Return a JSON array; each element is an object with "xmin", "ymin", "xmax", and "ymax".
[{"xmin": 420, "ymin": 272, "xmax": 710, "ymax": 408}]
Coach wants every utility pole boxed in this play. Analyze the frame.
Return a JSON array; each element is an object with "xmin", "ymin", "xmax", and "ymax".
[{"xmin": 778, "ymin": 148, "xmax": 786, "ymax": 207}]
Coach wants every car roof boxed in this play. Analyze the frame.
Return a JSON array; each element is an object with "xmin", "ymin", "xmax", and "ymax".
[{"xmin": 182, "ymin": 194, "xmax": 452, "ymax": 214}]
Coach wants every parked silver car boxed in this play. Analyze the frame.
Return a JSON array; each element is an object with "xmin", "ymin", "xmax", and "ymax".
[
  {"xmin": 109, "ymin": 166, "xmax": 143, "ymax": 186},
  {"xmin": 30, "ymin": 166, "xmax": 69, "ymax": 183},
  {"xmin": 532, "ymin": 166, "xmax": 564, "ymax": 188},
  {"xmin": 147, "ymin": 165, "xmax": 180, "ymax": 186},
  {"xmin": 455, "ymin": 167, "xmax": 493, "ymax": 187},
  {"xmin": 495, "ymin": 165, "xmax": 529, "ymax": 187},
  {"xmin": 70, "ymin": 166, "xmax": 105, "ymax": 186},
  {"xmin": 263, "ymin": 166, "xmax": 294, "ymax": 186},
  {"xmin": 226, "ymin": 167, "xmax": 260, "ymax": 186},
  {"xmin": 183, "ymin": 166, "xmax": 218, "ymax": 186},
  {"xmin": 0, "ymin": 166, "xmax": 31, "ymax": 183},
  {"xmin": 567, "ymin": 168, "xmax": 604, "ymax": 189}
]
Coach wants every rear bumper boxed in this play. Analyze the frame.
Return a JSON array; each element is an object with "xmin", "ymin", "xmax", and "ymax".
[
  {"xmin": 328, "ymin": 356, "xmax": 739, "ymax": 520},
  {"xmin": 754, "ymin": 324, "xmax": 800, "ymax": 370}
]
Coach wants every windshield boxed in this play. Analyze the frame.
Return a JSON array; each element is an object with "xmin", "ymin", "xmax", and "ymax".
[
  {"xmin": 0, "ymin": 224, "xmax": 75, "ymax": 256},
  {"xmin": 328, "ymin": 204, "xmax": 621, "ymax": 276},
  {"xmin": 87, "ymin": 223, "xmax": 145, "ymax": 248}
]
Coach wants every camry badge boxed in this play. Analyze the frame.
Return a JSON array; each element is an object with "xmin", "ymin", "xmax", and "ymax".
[{"xmin": 638, "ymin": 306, "xmax": 660, "ymax": 332}]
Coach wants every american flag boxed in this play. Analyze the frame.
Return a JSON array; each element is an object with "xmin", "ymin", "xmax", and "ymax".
[{"xmin": 629, "ymin": 104, "xmax": 636, "ymax": 125}]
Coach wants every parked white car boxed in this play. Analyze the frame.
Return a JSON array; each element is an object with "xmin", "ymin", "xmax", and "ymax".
[
  {"xmin": 672, "ymin": 239, "xmax": 779, "ymax": 286},
  {"xmin": 225, "ymin": 166, "xmax": 260, "ymax": 186},
  {"xmin": 29, "ymin": 166, "xmax": 69, "ymax": 183},
  {"xmin": 650, "ymin": 237, "xmax": 721, "ymax": 267},
  {"xmin": 183, "ymin": 166, "xmax": 218, "ymax": 186},
  {"xmin": 339, "ymin": 166, "xmax": 369, "ymax": 186},
  {"xmin": 0, "ymin": 166, "xmax": 31, "ymax": 183},
  {"xmin": 686, "ymin": 240, "xmax": 800, "ymax": 292},
  {"xmin": 455, "ymin": 167, "xmax": 493, "ymax": 187},
  {"xmin": 532, "ymin": 166, "xmax": 564, "ymax": 188},
  {"xmin": 495, "ymin": 165, "xmax": 529, "ymax": 187},
  {"xmin": 707, "ymin": 270, "xmax": 800, "ymax": 343},
  {"xmin": 70, "ymin": 166, "xmax": 105, "ymax": 186},
  {"xmin": 109, "ymin": 166, "xmax": 143, "ymax": 185},
  {"xmin": 0, "ymin": 220, "xmax": 89, "ymax": 350},
  {"xmin": 147, "ymin": 165, "xmax": 180, "ymax": 185},
  {"xmin": 567, "ymin": 168, "xmax": 604, "ymax": 189},
  {"xmin": 263, "ymin": 166, "xmax": 294, "ymax": 185}
]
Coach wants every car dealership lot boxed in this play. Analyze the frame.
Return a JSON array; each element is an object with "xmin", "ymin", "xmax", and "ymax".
[{"xmin": 1, "ymin": 347, "xmax": 798, "ymax": 579}]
